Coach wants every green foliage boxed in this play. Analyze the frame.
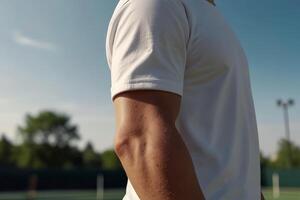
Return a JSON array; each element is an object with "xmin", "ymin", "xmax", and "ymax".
[
  {"xmin": 0, "ymin": 135, "xmax": 14, "ymax": 166},
  {"xmin": 18, "ymin": 110, "xmax": 79, "ymax": 147},
  {"xmin": 273, "ymin": 139, "xmax": 300, "ymax": 168},
  {"xmin": 82, "ymin": 142, "xmax": 102, "ymax": 168},
  {"xmin": 12, "ymin": 110, "xmax": 83, "ymax": 169},
  {"xmin": 13, "ymin": 141, "xmax": 82, "ymax": 169},
  {"xmin": 101, "ymin": 149, "xmax": 122, "ymax": 170},
  {"xmin": 260, "ymin": 152, "xmax": 272, "ymax": 169},
  {"xmin": 14, "ymin": 143, "xmax": 46, "ymax": 168},
  {"xmin": 0, "ymin": 110, "xmax": 122, "ymax": 170}
]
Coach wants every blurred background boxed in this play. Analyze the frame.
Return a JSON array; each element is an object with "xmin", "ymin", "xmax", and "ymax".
[{"xmin": 0, "ymin": 0, "xmax": 299, "ymax": 199}]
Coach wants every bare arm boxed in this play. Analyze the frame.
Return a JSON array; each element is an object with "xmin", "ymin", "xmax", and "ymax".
[{"xmin": 113, "ymin": 90, "xmax": 205, "ymax": 200}]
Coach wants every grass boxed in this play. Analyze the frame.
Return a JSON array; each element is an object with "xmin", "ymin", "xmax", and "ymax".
[
  {"xmin": 263, "ymin": 188, "xmax": 300, "ymax": 200},
  {"xmin": 0, "ymin": 188, "xmax": 300, "ymax": 200}
]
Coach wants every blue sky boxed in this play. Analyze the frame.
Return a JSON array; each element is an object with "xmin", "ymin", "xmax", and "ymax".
[{"xmin": 0, "ymin": 0, "xmax": 299, "ymax": 156}]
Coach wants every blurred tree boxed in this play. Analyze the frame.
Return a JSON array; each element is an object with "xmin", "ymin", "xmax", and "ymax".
[
  {"xmin": 82, "ymin": 142, "xmax": 102, "ymax": 168},
  {"xmin": 16, "ymin": 110, "xmax": 82, "ymax": 168},
  {"xmin": 260, "ymin": 152, "xmax": 272, "ymax": 168},
  {"xmin": 14, "ymin": 143, "xmax": 45, "ymax": 168},
  {"xmin": 0, "ymin": 135, "xmax": 14, "ymax": 166},
  {"xmin": 101, "ymin": 149, "xmax": 122, "ymax": 170},
  {"xmin": 273, "ymin": 139, "xmax": 300, "ymax": 168},
  {"xmin": 18, "ymin": 110, "xmax": 79, "ymax": 147}
]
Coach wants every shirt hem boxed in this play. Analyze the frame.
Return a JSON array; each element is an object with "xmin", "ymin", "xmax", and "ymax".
[{"xmin": 111, "ymin": 80, "xmax": 183, "ymax": 101}]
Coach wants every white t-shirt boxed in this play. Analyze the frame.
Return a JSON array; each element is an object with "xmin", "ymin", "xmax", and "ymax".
[{"xmin": 106, "ymin": 0, "xmax": 261, "ymax": 199}]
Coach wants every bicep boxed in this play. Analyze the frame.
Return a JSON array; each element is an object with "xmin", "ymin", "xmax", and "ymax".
[{"xmin": 113, "ymin": 90, "xmax": 181, "ymax": 133}]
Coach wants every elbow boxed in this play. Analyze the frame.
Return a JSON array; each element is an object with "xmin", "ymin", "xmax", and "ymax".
[
  {"xmin": 114, "ymin": 128, "xmax": 145, "ymax": 160},
  {"xmin": 114, "ymin": 125, "xmax": 176, "ymax": 162},
  {"xmin": 114, "ymin": 133, "xmax": 130, "ymax": 159}
]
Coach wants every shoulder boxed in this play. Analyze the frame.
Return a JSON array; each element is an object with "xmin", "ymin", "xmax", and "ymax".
[
  {"xmin": 109, "ymin": 0, "xmax": 189, "ymax": 35},
  {"xmin": 107, "ymin": 0, "xmax": 189, "ymax": 41},
  {"xmin": 113, "ymin": 0, "xmax": 186, "ymax": 18},
  {"xmin": 106, "ymin": 0, "xmax": 190, "ymax": 64}
]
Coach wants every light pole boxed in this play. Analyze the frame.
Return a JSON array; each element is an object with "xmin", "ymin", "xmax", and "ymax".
[{"xmin": 276, "ymin": 99, "xmax": 295, "ymax": 167}]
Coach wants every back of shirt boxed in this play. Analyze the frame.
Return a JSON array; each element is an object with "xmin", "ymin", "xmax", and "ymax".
[{"xmin": 106, "ymin": 0, "xmax": 261, "ymax": 199}]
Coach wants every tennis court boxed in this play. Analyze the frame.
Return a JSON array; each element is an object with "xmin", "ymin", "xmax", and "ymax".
[
  {"xmin": 0, "ymin": 188, "xmax": 300, "ymax": 200},
  {"xmin": 0, "ymin": 189, "xmax": 124, "ymax": 200}
]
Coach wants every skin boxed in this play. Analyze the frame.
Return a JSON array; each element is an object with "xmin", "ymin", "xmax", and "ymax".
[
  {"xmin": 113, "ymin": 90, "xmax": 205, "ymax": 200},
  {"xmin": 261, "ymin": 193, "xmax": 265, "ymax": 200}
]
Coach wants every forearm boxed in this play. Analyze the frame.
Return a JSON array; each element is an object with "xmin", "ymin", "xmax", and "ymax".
[
  {"xmin": 261, "ymin": 192, "xmax": 265, "ymax": 200},
  {"xmin": 115, "ymin": 127, "xmax": 205, "ymax": 200}
]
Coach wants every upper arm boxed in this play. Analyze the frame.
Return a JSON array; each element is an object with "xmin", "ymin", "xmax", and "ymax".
[
  {"xmin": 107, "ymin": 0, "xmax": 188, "ymax": 141},
  {"xmin": 113, "ymin": 90, "xmax": 181, "ymax": 158},
  {"xmin": 113, "ymin": 90, "xmax": 181, "ymax": 135}
]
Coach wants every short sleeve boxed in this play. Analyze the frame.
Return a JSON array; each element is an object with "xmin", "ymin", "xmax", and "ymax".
[{"xmin": 106, "ymin": 0, "xmax": 189, "ymax": 101}]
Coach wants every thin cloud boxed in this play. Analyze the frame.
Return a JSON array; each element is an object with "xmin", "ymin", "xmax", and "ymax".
[{"xmin": 13, "ymin": 31, "xmax": 57, "ymax": 51}]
